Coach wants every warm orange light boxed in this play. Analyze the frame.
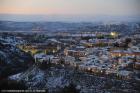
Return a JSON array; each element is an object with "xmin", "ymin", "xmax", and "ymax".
[{"xmin": 110, "ymin": 32, "xmax": 116, "ymax": 36}]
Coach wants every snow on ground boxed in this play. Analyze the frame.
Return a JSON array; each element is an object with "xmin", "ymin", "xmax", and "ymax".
[
  {"xmin": 47, "ymin": 76, "xmax": 69, "ymax": 89},
  {"xmin": 9, "ymin": 73, "xmax": 22, "ymax": 80},
  {"xmin": 8, "ymin": 65, "xmax": 140, "ymax": 93}
]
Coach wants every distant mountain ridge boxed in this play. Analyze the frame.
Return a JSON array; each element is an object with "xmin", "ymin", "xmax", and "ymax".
[
  {"xmin": 0, "ymin": 14, "xmax": 140, "ymax": 22},
  {"xmin": 0, "ymin": 21, "xmax": 139, "ymax": 33},
  {"xmin": 0, "ymin": 21, "xmax": 97, "ymax": 32}
]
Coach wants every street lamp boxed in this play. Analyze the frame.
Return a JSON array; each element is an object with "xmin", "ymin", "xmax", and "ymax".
[{"xmin": 110, "ymin": 32, "xmax": 116, "ymax": 37}]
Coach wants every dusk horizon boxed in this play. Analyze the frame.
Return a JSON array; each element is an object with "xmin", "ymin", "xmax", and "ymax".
[{"xmin": 0, "ymin": 13, "xmax": 140, "ymax": 22}]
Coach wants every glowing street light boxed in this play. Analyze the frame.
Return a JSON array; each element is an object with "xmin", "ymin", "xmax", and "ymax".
[
  {"xmin": 111, "ymin": 32, "xmax": 116, "ymax": 36},
  {"xmin": 110, "ymin": 32, "xmax": 118, "ymax": 38}
]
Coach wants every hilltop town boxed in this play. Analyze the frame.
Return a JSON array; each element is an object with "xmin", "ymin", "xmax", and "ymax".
[{"xmin": 0, "ymin": 22, "xmax": 140, "ymax": 93}]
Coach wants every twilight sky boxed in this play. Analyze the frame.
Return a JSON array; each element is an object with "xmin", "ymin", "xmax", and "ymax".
[{"xmin": 0, "ymin": 0, "xmax": 140, "ymax": 21}]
